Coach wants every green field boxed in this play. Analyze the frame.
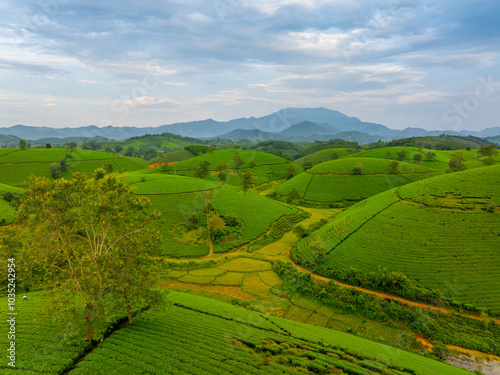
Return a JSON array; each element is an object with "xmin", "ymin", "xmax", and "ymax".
[
  {"xmin": 123, "ymin": 171, "xmax": 300, "ymax": 257},
  {"xmin": 294, "ymin": 148, "xmax": 355, "ymax": 167},
  {"xmin": 0, "ymin": 149, "xmax": 147, "ymax": 187},
  {"xmin": 293, "ymin": 165, "xmax": 500, "ymax": 314},
  {"xmin": 0, "ymin": 183, "xmax": 23, "ymax": 225},
  {"xmin": 276, "ymin": 158, "xmax": 441, "ymax": 206},
  {"xmin": 0, "ymin": 292, "xmax": 466, "ymax": 375}
]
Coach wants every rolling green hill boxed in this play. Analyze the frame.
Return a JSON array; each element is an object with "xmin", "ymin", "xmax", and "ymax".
[
  {"xmin": 0, "ymin": 291, "xmax": 469, "ymax": 375},
  {"xmin": 0, "ymin": 148, "xmax": 147, "ymax": 187},
  {"xmin": 275, "ymin": 158, "xmax": 441, "ymax": 207},
  {"xmin": 347, "ymin": 147, "xmax": 499, "ymax": 171},
  {"xmin": 167, "ymin": 149, "xmax": 303, "ymax": 187},
  {"xmin": 294, "ymin": 148, "xmax": 355, "ymax": 167},
  {"xmin": 124, "ymin": 170, "xmax": 301, "ymax": 257},
  {"xmin": 293, "ymin": 165, "xmax": 500, "ymax": 314}
]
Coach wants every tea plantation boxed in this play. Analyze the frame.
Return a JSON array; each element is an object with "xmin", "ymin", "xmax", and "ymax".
[
  {"xmin": 276, "ymin": 158, "xmax": 441, "ymax": 207},
  {"xmin": 293, "ymin": 165, "xmax": 500, "ymax": 314},
  {"xmin": 0, "ymin": 292, "xmax": 469, "ymax": 374}
]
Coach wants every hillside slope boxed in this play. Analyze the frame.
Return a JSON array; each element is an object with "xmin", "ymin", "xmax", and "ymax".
[{"xmin": 293, "ymin": 165, "xmax": 500, "ymax": 314}]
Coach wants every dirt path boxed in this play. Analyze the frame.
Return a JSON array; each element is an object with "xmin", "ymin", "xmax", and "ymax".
[{"xmin": 290, "ymin": 260, "xmax": 500, "ymax": 324}]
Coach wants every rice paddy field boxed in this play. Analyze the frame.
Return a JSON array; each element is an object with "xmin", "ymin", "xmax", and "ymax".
[
  {"xmin": 0, "ymin": 148, "xmax": 147, "ymax": 186},
  {"xmin": 276, "ymin": 158, "xmax": 441, "ymax": 206},
  {"xmin": 293, "ymin": 165, "xmax": 500, "ymax": 314},
  {"xmin": 0, "ymin": 292, "xmax": 470, "ymax": 374}
]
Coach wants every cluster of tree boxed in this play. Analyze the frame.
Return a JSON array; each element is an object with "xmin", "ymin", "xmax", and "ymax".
[
  {"xmin": 9, "ymin": 170, "xmax": 166, "ymax": 342},
  {"xmin": 446, "ymin": 152, "xmax": 467, "ymax": 173},
  {"xmin": 250, "ymin": 140, "xmax": 301, "ymax": 158},
  {"xmin": 49, "ymin": 154, "xmax": 71, "ymax": 178},
  {"xmin": 184, "ymin": 145, "xmax": 214, "ymax": 156},
  {"xmin": 272, "ymin": 260, "xmax": 500, "ymax": 356},
  {"xmin": 293, "ymin": 219, "xmax": 328, "ymax": 239},
  {"xmin": 478, "ymin": 144, "xmax": 498, "ymax": 165},
  {"xmin": 295, "ymin": 139, "xmax": 358, "ymax": 160},
  {"xmin": 184, "ymin": 207, "xmax": 242, "ymax": 244},
  {"xmin": 385, "ymin": 135, "xmax": 490, "ymax": 150}
]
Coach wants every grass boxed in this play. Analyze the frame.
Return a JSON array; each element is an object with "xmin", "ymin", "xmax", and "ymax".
[
  {"xmin": 0, "ymin": 149, "xmax": 147, "ymax": 187},
  {"xmin": 276, "ymin": 157, "xmax": 441, "ymax": 207},
  {"xmin": 242, "ymin": 273, "xmax": 273, "ymax": 295},
  {"xmin": 295, "ymin": 165, "xmax": 500, "ymax": 314},
  {"xmin": 212, "ymin": 272, "xmax": 245, "ymax": 286},
  {"xmin": 294, "ymin": 148, "xmax": 355, "ymax": 167}
]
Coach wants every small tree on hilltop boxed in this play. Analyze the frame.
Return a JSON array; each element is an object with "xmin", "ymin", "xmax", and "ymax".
[
  {"xmin": 478, "ymin": 144, "xmax": 498, "ymax": 165},
  {"xmin": 385, "ymin": 150, "xmax": 391, "ymax": 159},
  {"xmin": 426, "ymin": 151, "xmax": 436, "ymax": 161},
  {"xmin": 18, "ymin": 139, "xmax": 27, "ymax": 149},
  {"xmin": 413, "ymin": 153, "xmax": 423, "ymax": 164},
  {"xmin": 303, "ymin": 158, "xmax": 312, "ymax": 170},
  {"xmin": 352, "ymin": 163, "xmax": 362, "ymax": 175},
  {"xmin": 446, "ymin": 152, "xmax": 467, "ymax": 173},
  {"xmin": 68, "ymin": 142, "xmax": 77, "ymax": 151},
  {"xmin": 331, "ymin": 152, "xmax": 340, "ymax": 160},
  {"xmin": 396, "ymin": 150, "xmax": 407, "ymax": 161}
]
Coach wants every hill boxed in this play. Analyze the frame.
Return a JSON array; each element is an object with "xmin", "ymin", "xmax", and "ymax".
[
  {"xmin": 385, "ymin": 134, "xmax": 491, "ymax": 150},
  {"xmin": 292, "ymin": 165, "xmax": 500, "ymax": 314},
  {"xmin": 0, "ymin": 182, "xmax": 23, "ymax": 225},
  {"xmin": 0, "ymin": 148, "xmax": 147, "ymax": 187},
  {"xmin": 275, "ymin": 158, "xmax": 441, "ymax": 207},
  {"xmin": 0, "ymin": 291, "xmax": 470, "ymax": 375},
  {"xmin": 167, "ymin": 149, "xmax": 303, "ymax": 187},
  {"xmin": 294, "ymin": 148, "xmax": 356, "ymax": 167},
  {"xmin": 123, "ymin": 170, "xmax": 302, "ymax": 257}
]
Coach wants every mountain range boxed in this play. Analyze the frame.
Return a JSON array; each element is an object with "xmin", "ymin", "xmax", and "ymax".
[{"xmin": 1, "ymin": 108, "xmax": 499, "ymax": 144}]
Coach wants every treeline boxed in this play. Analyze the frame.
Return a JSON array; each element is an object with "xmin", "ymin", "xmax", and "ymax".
[
  {"xmin": 385, "ymin": 134, "xmax": 491, "ymax": 150},
  {"xmin": 272, "ymin": 261, "xmax": 500, "ymax": 356}
]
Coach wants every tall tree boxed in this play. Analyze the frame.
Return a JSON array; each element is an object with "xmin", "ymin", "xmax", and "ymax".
[
  {"xmin": 18, "ymin": 139, "xmax": 26, "ymax": 149},
  {"xmin": 18, "ymin": 171, "xmax": 163, "ymax": 342}
]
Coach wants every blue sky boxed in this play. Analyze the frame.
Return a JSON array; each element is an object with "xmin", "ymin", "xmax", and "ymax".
[{"xmin": 1, "ymin": 0, "xmax": 499, "ymax": 131}]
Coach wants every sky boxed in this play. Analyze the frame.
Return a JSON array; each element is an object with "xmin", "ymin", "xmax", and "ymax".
[{"xmin": 0, "ymin": 0, "xmax": 499, "ymax": 131}]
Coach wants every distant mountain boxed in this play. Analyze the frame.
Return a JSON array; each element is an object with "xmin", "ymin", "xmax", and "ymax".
[
  {"xmin": 1, "ymin": 107, "xmax": 499, "ymax": 142},
  {"xmin": 279, "ymin": 121, "xmax": 338, "ymax": 137}
]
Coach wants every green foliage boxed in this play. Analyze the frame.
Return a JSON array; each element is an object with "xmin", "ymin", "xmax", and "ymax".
[
  {"xmin": 396, "ymin": 149, "xmax": 407, "ymax": 161},
  {"xmin": 184, "ymin": 145, "xmax": 213, "ymax": 156},
  {"xmin": 390, "ymin": 160, "xmax": 399, "ymax": 174},
  {"xmin": 194, "ymin": 160, "xmax": 210, "ymax": 179},
  {"xmin": 18, "ymin": 138, "xmax": 26, "ymax": 149},
  {"xmin": 18, "ymin": 172, "xmax": 164, "ymax": 342},
  {"xmin": 241, "ymin": 170, "xmax": 254, "ymax": 191},
  {"xmin": 286, "ymin": 163, "xmax": 296, "ymax": 179},
  {"xmin": 446, "ymin": 152, "xmax": 467, "ymax": 172},
  {"xmin": 413, "ymin": 153, "xmax": 423, "ymax": 164},
  {"xmin": 351, "ymin": 163, "xmax": 363, "ymax": 175}
]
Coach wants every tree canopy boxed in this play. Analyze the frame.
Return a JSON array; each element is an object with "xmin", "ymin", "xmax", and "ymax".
[{"xmin": 18, "ymin": 171, "xmax": 164, "ymax": 342}]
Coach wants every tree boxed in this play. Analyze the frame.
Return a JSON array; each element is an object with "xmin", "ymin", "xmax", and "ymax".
[
  {"xmin": 303, "ymin": 158, "xmax": 312, "ymax": 170},
  {"xmin": 216, "ymin": 162, "xmax": 228, "ymax": 183},
  {"xmin": 233, "ymin": 154, "xmax": 244, "ymax": 170},
  {"xmin": 413, "ymin": 153, "xmax": 423, "ymax": 164},
  {"xmin": 114, "ymin": 145, "xmax": 123, "ymax": 153},
  {"xmin": 396, "ymin": 150, "xmax": 407, "ymax": 161},
  {"xmin": 333, "ymin": 217, "xmax": 350, "ymax": 242},
  {"xmin": 478, "ymin": 144, "xmax": 498, "ymax": 165},
  {"xmin": 18, "ymin": 139, "xmax": 27, "ymax": 149},
  {"xmin": 195, "ymin": 160, "xmax": 210, "ymax": 179},
  {"xmin": 352, "ymin": 163, "xmax": 362, "ymax": 175},
  {"xmin": 331, "ymin": 152, "xmax": 340, "ymax": 160},
  {"xmin": 102, "ymin": 163, "xmax": 114, "ymax": 173},
  {"xmin": 18, "ymin": 172, "xmax": 163, "ymax": 342},
  {"xmin": 241, "ymin": 170, "xmax": 254, "ymax": 191},
  {"xmin": 286, "ymin": 163, "xmax": 296, "ymax": 180},
  {"xmin": 49, "ymin": 163, "xmax": 62, "ymax": 179},
  {"xmin": 293, "ymin": 225, "xmax": 308, "ymax": 238},
  {"xmin": 426, "ymin": 151, "xmax": 436, "ymax": 161},
  {"xmin": 390, "ymin": 160, "xmax": 399, "ymax": 174},
  {"xmin": 45, "ymin": 143, "xmax": 52, "ymax": 149},
  {"xmin": 446, "ymin": 152, "xmax": 467, "ymax": 173},
  {"xmin": 68, "ymin": 142, "xmax": 77, "ymax": 151},
  {"xmin": 286, "ymin": 187, "xmax": 300, "ymax": 203},
  {"xmin": 385, "ymin": 150, "xmax": 391, "ymax": 159},
  {"xmin": 124, "ymin": 146, "xmax": 135, "ymax": 157}
]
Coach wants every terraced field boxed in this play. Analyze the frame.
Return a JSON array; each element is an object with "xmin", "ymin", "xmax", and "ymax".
[
  {"xmin": 293, "ymin": 165, "xmax": 500, "ymax": 314},
  {"xmin": 0, "ymin": 148, "xmax": 146, "ymax": 186},
  {"xmin": 166, "ymin": 149, "xmax": 303, "ymax": 187},
  {"xmin": 347, "ymin": 147, "xmax": 500, "ymax": 171},
  {"xmin": 276, "ymin": 158, "xmax": 441, "ymax": 207},
  {"xmin": 124, "ymin": 171, "xmax": 300, "ymax": 257},
  {"xmin": 65, "ymin": 293, "xmax": 469, "ymax": 375},
  {"xmin": 294, "ymin": 148, "xmax": 355, "ymax": 167}
]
